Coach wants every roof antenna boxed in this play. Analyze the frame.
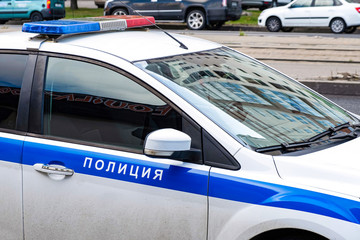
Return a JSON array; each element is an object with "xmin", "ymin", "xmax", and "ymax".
[{"xmin": 111, "ymin": 0, "xmax": 188, "ymax": 50}]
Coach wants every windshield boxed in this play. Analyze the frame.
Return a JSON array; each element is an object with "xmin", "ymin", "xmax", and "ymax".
[{"xmin": 135, "ymin": 47, "xmax": 359, "ymax": 149}]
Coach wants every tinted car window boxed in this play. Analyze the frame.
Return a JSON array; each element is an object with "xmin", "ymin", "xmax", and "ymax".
[
  {"xmin": 43, "ymin": 57, "xmax": 182, "ymax": 151},
  {"xmin": 0, "ymin": 54, "xmax": 27, "ymax": 130}
]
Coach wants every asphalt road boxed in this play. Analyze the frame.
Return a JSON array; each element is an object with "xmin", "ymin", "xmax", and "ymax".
[{"xmin": 324, "ymin": 95, "xmax": 360, "ymax": 115}]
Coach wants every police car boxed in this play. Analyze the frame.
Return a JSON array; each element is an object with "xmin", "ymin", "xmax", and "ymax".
[{"xmin": 0, "ymin": 16, "xmax": 360, "ymax": 240}]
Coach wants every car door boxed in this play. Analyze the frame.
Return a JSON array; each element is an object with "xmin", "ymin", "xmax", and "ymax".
[
  {"xmin": 22, "ymin": 55, "xmax": 209, "ymax": 240},
  {"xmin": 12, "ymin": 0, "xmax": 31, "ymax": 18},
  {"xmin": 282, "ymin": 0, "xmax": 313, "ymax": 26},
  {"xmin": 155, "ymin": 0, "xmax": 183, "ymax": 21},
  {"xmin": 131, "ymin": 0, "xmax": 158, "ymax": 18},
  {"xmin": 0, "ymin": 0, "xmax": 13, "ymax": 19},
  {"xmin": 309, "ymin": 0, "xmax": 338, "ymax": 26},
  {"xmin": 0, "ymin": 53, "xmax": 35, "ymax": 239}
]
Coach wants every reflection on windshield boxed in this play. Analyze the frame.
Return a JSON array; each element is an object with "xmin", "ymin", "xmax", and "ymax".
[{"xmin": 135, "ymin": 47, "xmax": 358, "ymax": 149}]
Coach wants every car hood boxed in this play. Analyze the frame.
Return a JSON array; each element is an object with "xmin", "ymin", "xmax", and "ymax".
[{"xmin": 273, "ymin": 137, "xmax": 360, "ymax": 198}]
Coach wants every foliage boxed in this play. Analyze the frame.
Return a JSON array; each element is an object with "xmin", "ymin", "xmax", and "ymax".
[
  {"xmin": 65, "ymin": 8, "xmax": 103, "ymax": 19},
  {"xmin": 227, "ymin": 10, "xmax": 260, "ymax": 25}
]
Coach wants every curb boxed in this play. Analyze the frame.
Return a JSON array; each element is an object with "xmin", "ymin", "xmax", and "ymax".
[{"xmin": 300, "ymin": 81, "xmax": 360, "ymax": 96}]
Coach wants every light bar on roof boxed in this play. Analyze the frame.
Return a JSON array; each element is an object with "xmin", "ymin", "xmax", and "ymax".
[{"xmin": 22, "ymin": 15, "xmax": 155, "ymax": 35}]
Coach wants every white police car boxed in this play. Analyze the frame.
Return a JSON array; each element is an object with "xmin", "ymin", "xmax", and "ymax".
[{"xmin": 0, "ymin": 16, "xmax": 360, "ymax": 240}]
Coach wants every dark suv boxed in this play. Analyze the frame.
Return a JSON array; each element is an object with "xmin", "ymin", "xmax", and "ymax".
[{"xmin": 104, "ymin": 0, "xmax": 242, "ymax": 30}]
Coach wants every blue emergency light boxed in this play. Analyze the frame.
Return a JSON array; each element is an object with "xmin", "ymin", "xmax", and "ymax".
[{"xmin": 22, "ymin": 16, "xmax": 156, "ymax": 35}]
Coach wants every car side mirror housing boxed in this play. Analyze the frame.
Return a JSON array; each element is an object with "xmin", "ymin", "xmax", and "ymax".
[{"xmin": 144, "ymin": 128, "xmax": 191, "ymax": 157}]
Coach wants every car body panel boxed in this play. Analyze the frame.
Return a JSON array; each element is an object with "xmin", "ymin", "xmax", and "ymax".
[
  {"xmin": 0, "ymin": 0, "xmax": 13, "ymax": 18},
  {"xmin": 153, "ymin": 0, "xmax": 183, "ymax": 20},
  {"xmin": 0, "ymin": 133, "xmax": 24, "ymax": 240},
  {"xmin": 22, "ymin": 136, "xmax": 209, "ymax": 239},
  {"xmin": 274, "ymin": 136, "xmax": 360, "ymax": 198},
  {"xmin": 282, "ymin": 5, "xmax": 311, "ymax": 26},
  {"xmin": 54, "ymin": 31, "xmax": 222, "ymax": 62}
]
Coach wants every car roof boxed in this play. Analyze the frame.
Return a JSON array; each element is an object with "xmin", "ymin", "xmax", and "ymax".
[{"xmin": 0, "ymin": 30, "xmax": 222, "ymax": 62}]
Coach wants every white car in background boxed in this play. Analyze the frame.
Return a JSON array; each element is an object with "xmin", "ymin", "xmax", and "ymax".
[{"xmin": 258, "ymin": 0, "xmax": 360, "ymax": 33}]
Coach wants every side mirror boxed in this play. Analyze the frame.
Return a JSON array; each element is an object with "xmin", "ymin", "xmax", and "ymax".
[{"xmin": 144, "ymin": 129, "xmax": 191, "ymax": 158}]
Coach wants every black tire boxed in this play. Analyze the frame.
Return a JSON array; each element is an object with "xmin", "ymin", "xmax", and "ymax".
[
  {"xmin": 111, "ymin": 8, "xmax": 128, "ymax": 15},
  {"xmin": 30, "ymin": 12, "xmax": 43, "ymax": 22},
  {"xmin": 254, "ymin": 230, "xmax": 328, "ymax": 240},
  {"xmin": 96, "ymin": 4, "xmax": 104, "ymax": 8},
  {"xmin": 186, "ymin": 10, "xmax": 206, "ymax": 30},
  {"xmin": 345, "ymin": 26, "xmax": 357, "ymax": 34},
  {"xmin": 0, "ymin": 20, "xmax": 7, "ymax": 24},
  {"xmin": 330, "ymin": 18, "xmax": 346, "ymax": 33},
  {"xmin": 207, "ymin": 21, "xmax": 225, "ymax": 30},
  {"xmin": 281, "ymin": 27, "xmax": 293, "ymax": 32},
  {"xmin": 266, "ymin": 17, "xmax": 281, "ymax": 32}
]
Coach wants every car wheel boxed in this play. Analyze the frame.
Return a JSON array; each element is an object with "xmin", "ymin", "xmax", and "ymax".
[
  {"xmin": 344, "ymin": 26, "xmax": 357, "ymax": 34},
  {"xmin": 207, "ymin": 21, "xmax": 225, "ymax": 30},
  {"xmin": 30, "ymin": 12, "xmax": 43, "ymax": 22},
  {"xmin": 187, "ymin": 10, "xmax": 206, "ymax": 30},
  {"xmin": 330, "ymin": 18, "xmax": 346, "ymax": 34},
  {"xmin": 281, "ymin": 27, "xmax": 293, "ymax": 32},
  {"xmin": 266, "ymin": 17, "xmax": 281, "ymax": 32},
  {"xmin": 95, "ymin": 4, "xmax": 104, "ymax": 8},
  {"xmin": 111, "ymin": 8, "xmax": 128, "ymax": 15},
  {"xmin": 0, "ymin": 20, "xmax": 7, "ymax": 24}
]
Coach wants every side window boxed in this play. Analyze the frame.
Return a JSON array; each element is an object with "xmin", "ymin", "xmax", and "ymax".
[
  {"xmin": 314, "ymin": 0, "xmax": 334, "ymax": 6},
  {"xmin": 0, "ymin": 54, "xmax": 27, "ymax": 130},
  {"xmin": 291, "ymin": 0, "xmax": 312, "ymax": 7},
  {"xmin": 334, "ymin": 0, "xmax": 342, "ymax": 5},
  {"xmin": 43, "ymin": 57, "xmax": 183, "ymax": 151}
]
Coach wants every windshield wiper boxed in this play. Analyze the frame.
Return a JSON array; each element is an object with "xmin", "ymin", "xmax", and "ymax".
[
  {"xmin": 255, "ymin": 141, "xmax": 312, "ymax": 153},
  {"xmin": 256, "ymin": 122, "xmax": 360, "ymax": 154},
  {"xmin": 307, "ymin": 122, "xmax": 359, "ymax": 142}
]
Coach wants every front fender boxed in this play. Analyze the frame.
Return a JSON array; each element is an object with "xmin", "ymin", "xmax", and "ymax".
[{"xmin": 208, "ymin": 173, "xmax": 360, "ymax": 240}]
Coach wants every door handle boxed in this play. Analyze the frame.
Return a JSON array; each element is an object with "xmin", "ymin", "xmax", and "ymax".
[{"xmin": 33, "ymin": 164, "xmax": 74, "ymax": 176}]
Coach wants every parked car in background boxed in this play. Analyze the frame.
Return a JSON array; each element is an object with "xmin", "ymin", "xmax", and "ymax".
[
  {"xmin": 104, "ymin": 0, "xmax": 242, "ymax": 30},
  {"xmin": 242, "ymin": 0, "xmax": 292, "ymax": 10},
  {"xmin": 0, "ymin": 0, "xmax": 65, "ymax": 23},
  {"xmin": 258, "ymin": 0, "xmax": 360, "ymax": 33}
]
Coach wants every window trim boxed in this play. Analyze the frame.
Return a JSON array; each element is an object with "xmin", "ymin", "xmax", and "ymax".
[{"xmin": 0, "ymin": 51, "xmax": 36, "ymax": 135}]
